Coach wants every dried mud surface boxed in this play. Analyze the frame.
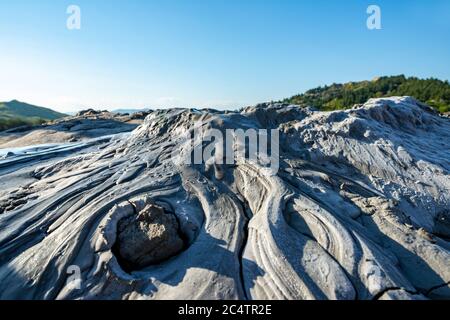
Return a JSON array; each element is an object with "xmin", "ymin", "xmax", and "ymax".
[{"xmin": 0, "ymin": 97, "xmax": 448, "ymax": 300}]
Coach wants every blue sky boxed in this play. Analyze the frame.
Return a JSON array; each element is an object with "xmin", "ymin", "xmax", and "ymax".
[{"xmin": 0, "ymin": 0, "xmax": 449, "ymax": 112}]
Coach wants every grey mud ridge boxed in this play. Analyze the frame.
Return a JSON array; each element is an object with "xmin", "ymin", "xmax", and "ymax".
[{"xmin": 0, "ymin": 97, "xmax": 449, "ymax": 300}]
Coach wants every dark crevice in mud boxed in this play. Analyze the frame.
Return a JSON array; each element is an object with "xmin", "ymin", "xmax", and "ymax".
[
  {"xmin": 372, "ymin": 287, "xmax": 419, "ymax": 300},
  {"xmin": 237, "ymin": 197, "xmax": 252, "ymax": 301},
  {"xmin": 127, "ymin": 199, "xmax": 138, "ymax": 215},
  {"xmin": 209, "ymin": 170, "xmax": 253, "ymax": 300},
  {"xmin": 434, "ymin": 235, "xmax": 450, "ymax": 243},
  {"xmin": 425, "ymin": 281, "xmax": 450, "ymax": 297}
]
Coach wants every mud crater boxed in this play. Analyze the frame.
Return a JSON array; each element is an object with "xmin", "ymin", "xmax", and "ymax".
[{"xmin": 112, "ymin": 201, "xmax": 188, "ymax": 272}]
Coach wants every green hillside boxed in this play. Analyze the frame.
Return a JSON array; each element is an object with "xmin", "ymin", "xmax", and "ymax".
[
  {"xmin": 283, "ymin": 75, "xmax": 450, "ymax": 113},
  {"xmin": 0, "ymin": 100, "xmax": 67, "ymax": 131}
]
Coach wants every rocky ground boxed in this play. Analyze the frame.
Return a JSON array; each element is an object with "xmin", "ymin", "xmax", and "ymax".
[{"xmin": 0, "ymin": 97, "xmax": 448, "ymax": 300}]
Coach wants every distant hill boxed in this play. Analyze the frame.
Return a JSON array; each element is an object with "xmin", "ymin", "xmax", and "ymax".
[
  {"xmin": 112, "ymin": 108, "xmax": 150, "ymax": 115},
  {"xmin": 283, "ymin": 75, "xmax": 450, "ymax": 113},
  {"xmin": 0, "ymin": 100, "xmax": 67, "ymax": 131}
]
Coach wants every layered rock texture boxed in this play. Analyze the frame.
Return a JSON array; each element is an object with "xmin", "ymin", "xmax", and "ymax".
[{"xmin": 0, "ymin": 97, "xmax": 448, "ymax": 300}]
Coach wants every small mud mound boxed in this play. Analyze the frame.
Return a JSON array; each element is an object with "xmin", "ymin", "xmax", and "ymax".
[{"xmin": 114, "ymin": 203, "xmax": 185, "ymax": 271}]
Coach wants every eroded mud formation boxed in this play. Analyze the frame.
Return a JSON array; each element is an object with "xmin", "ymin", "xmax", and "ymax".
[{"xmin": 0, "ymin": 97, "xmax": 448, "ymax": 300}]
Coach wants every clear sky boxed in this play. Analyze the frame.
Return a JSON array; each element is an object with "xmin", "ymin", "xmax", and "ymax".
[{"xmin": 0, "ymin": 0, "xmax": 449, "ymax": 112}]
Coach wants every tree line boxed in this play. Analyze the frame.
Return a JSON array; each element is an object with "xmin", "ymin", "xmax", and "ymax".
[{"xmin": 283, "ymin": 75, "xmax": 450, "ymax": 113}]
